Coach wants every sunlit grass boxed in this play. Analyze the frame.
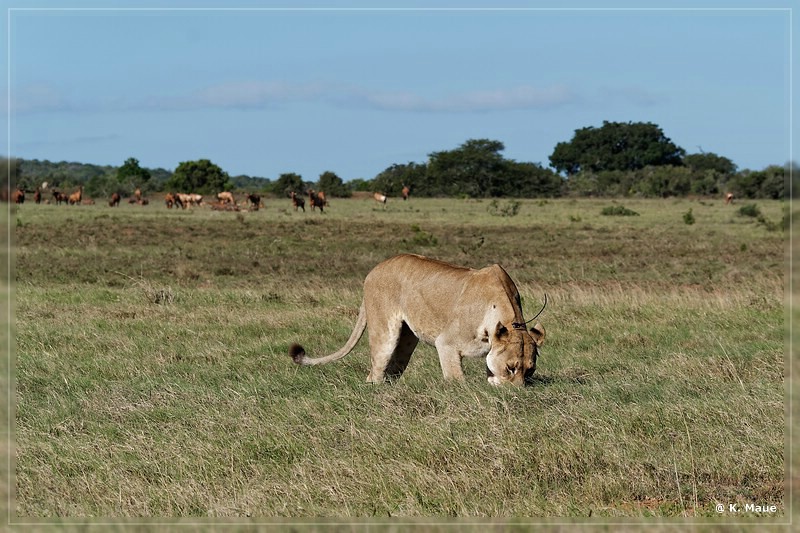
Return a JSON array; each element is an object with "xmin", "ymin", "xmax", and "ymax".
[{"xmin": 12, "ymin": 198, "xmax": 787, "ymax": 519}]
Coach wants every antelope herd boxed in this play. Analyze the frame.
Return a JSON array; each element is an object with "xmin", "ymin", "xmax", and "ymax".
[
  {"xmin": 3, "ymin": 185, "xmax": 743, "ymax": 210},
  {"xmin": 5, "ymin": 185, "xmax": 378, "ymax": 212}
]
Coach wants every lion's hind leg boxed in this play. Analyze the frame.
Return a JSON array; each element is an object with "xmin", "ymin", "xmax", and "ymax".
[
  {"xmin": 385, "ymin": 322, "xmax": 419, "ymax": 381},
  {"xmin": 366, "ymin": 321, "xmax": 419, "ymax": 383}
]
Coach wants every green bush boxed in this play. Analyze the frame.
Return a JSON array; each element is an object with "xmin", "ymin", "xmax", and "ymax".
[
  {"xmin": 601, "ymin": 205, "xmax": 639, "ymax": 217},
  {"xmin": 488, "ymin": 199, "xmax": 521, "ymax": 217},
  {"xmin": 408, "ymin": 225, "xmax": 438, "ymax": 246},
  {"xmin": 738, "ymin": 204, "xmax": 761, "ymax": 218},
  {"xmin": 683, "ymin": 208, "xmax": 695, "ymax": 225}
]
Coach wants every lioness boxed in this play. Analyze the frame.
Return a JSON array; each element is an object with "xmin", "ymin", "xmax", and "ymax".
[{"xmin": 289, "ymin": 254, "xmax": 545, "ymax": 386}]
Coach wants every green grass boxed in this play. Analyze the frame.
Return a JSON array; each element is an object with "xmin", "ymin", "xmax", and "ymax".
[{"xmin": 11, "ymin": 197, "xmax": 788, "ymax": 520}]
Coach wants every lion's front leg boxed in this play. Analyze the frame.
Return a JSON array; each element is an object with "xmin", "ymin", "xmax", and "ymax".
[{"xmin": 434, "ymin": 337, "xmax": 465, "ymax": 380}]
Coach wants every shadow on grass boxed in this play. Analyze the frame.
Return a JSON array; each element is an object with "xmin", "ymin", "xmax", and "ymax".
[{"xmin": 526, "ymin": 369, "xmax": 590, "ymax": 387}]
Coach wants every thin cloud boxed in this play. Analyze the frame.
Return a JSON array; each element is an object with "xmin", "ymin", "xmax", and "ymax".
[
  {"xmin": 598, "ymin": 85, "xmax": 666, "ymax": 107},
  {"xmin": 8, "ymin": 83, "xmax": 71, "ymax": 114},
  {"xmin": 182, "ymin": 81, "xmax": 327, "ymax": 110},
  {"xmin": 146, "ymin": 81, "xmax": 579, "ymax": 113},
  {"xmin": 370, "ymin": 85, "xmax": 576, "ymax": 112},
  {"xmin": 9, "ymin": 80, "xmax": 587, "ymax": 115},
  {"xmin": 16, "ymin": 133, "xmax": 122, "ymax": 150}
]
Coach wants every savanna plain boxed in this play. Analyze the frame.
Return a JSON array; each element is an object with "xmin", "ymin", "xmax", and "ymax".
[{"xmin": 11, "ymin": 196, "xmax": 789, "ymax": 522}]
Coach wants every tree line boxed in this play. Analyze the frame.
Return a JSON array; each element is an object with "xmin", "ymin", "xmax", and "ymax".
[{"xmin": 4, "ymin": 121, "xmax": 793, "ymax": 200}]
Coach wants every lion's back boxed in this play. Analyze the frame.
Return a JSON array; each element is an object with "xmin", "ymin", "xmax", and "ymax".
[{"xmin": 365, "ymin": 254, "xmax": 472, "ymax": 293}]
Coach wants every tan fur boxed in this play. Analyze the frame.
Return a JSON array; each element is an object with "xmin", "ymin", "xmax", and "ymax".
[
  {"xmin": 217, "ymin": 191, "xmax": 235, "ymax": 204},
  {"xmin": 68, "ymin": 186, "xmax": 83, "ymax": 205},
  {"xmin": 289, "ymin": 254, "xmax": 545, "ymax": 385}
]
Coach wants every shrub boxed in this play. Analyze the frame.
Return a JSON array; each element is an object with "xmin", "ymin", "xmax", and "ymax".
[
  {"xmin": 683, "ymin": 208, "xmax": 695, "ymax": 225},
  {"xmin": 601, "ymin": 205, "xmax": 639, "ymax": 217},
  {"xmin": 737, "ymin": 204, "xmax": 761, "ymax": 218},
  {"xmin": 488, "ymin": 199, "xmax": 521, "ymax": 217},
  {"xmin": 737, "ymin": 203, "xmax": 782, "ymax": 231},
  {"xmin": 408, "ymin": 225, "xmax": 438, "ymax": 247}
]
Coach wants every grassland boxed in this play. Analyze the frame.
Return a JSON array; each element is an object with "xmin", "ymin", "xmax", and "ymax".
[{"xmin": 10, "ymin": 196, "xmax": 789, "ymax": 523}]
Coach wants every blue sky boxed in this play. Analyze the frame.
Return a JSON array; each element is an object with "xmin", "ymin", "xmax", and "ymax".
[{"xmin": 2, "ymin": 1, "xmax": 795, "ymax": 181}]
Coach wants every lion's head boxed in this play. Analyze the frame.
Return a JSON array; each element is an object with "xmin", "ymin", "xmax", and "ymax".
[{"xmin": 485, "ymin": 322, "xmax": 546, "ymax": 386}]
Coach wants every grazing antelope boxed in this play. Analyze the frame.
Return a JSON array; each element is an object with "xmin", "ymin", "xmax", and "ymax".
[
  {"xmin": 109, "ymin": 192, "xmax": 121, "ymax": 207},
  {"xmin": 165, "ymin": 192, "xmax": 183, "ymax": 209},
  {"xmin": 217, "ymin": 191, "xmax": 235, "ymax": 205},
  {"xmin": 373, "ymin": 192, "xmax": 387, "ymax": 206},
  {"xmin": 68, "ymin": 186, "xmax": 83, "ymax": 205},
  {"xmin": 725, "ymin": 192, "xmax": 734, "ymax": 205},
  {"xmin": 308, "ymin": 189, "xmax": 324, "ymax": 213},
  {"xmin": 11, "ymin": 188, "xmax": 24, "ymax": 204},
  {"xmin": 174, "ymin": 193, "xmax": 193, "ymax": 208},
  {"xmin": 52, "ymin": 190, "xmax": 68, "ymax": 205},
  {"xmin": 402, "ymin": 185, "xmax": 410, "ymax": 201},
  {"xmin": 174, "ymin": 193, "xmax": 202, "ymax": 207},
  {"xmin": 33, "ymin": 188, "xmax": 41, "ymax": 204},
  {"xmin": 246, "ymin": 193, "xmax": 262, "ymax": 210},
  {"xmin": 291, "ymin": 191, "xmax": 305, "ymax": 212}
]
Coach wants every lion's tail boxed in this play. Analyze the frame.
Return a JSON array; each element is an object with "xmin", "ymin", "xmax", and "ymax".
[{"xmin": 289, "ymin": 301, "xmax": 367, "ymax": 366}]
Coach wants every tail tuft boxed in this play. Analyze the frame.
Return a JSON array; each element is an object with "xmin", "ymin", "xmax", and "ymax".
[{"xmin": 289, "ymin": 343, "xmax": 306, "ymax": 364}]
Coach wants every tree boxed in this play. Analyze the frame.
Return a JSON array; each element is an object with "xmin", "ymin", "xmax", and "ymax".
[
  {"xmin": 549, "ymin": 121, "xmax": 685, "ymax": 175},
  {"xmin": 165, "ymin": 159, "xmax": 232, "ymax": 194},
  {"xmin": 85, "ymin": 172, "xmax": 120, "ymax": 199},
  {"xmin": 689, "ymin": 169, "xmax": 724, "ymax": 196},
  {"xmin": 117, "ymin": 157, "xmax": 151, "ymax": 191},
  {"xmin": 272, "ymin": 172, "xmax": 305, "ymax": 197},
  {"xmin": 757, "ymin": 166, "xmax": 786, "ymax": 199},
  {"xmin": 504, "ymin": 161, "xmax": 563, "ymax": 197},
  {"xmin": 730, "ymin": 165, "xmax": 786, "ymax": 199},
  {"xmin": 684, "ymin": 152, "xmax": 737, "ymax": 196},
  {"xmin": 684, "ymin": 152, "xmax": 737, "ymax": 176},
  {"xmin": 347, "ymin": 178, "xmax": 373, "ymax": 192},
  {"xmin": 230, "ymin": 174, "xmax": 272, "ymax": 192},
  {"xmin": 372, "ymin": 162, "xmax": 427, "ymax": 196},
  {"xmin": 632, "ymin": 165, "xmax": 693, "ymax": 197},
  {"xmin": 317, "ymin": 171, "xmax": 351, "ymax": 198},
  {"xmin": 427, "ymin": 139, "xmax": 507, "ymax": 197}
]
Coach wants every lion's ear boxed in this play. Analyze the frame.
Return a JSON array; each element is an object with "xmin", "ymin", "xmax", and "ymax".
[
  {"xmin": 530, "ymin": 323, "xmax": 546, "ymax": 347},
  {"xmin": 494, "ymin": 322, "xmax": 509, "ymax": 340}
]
